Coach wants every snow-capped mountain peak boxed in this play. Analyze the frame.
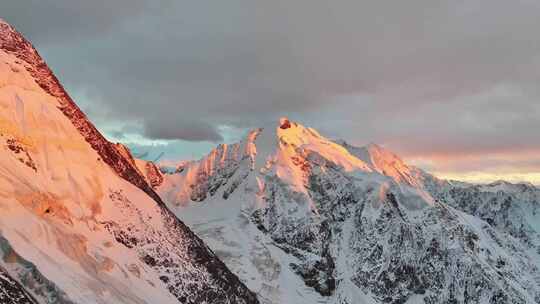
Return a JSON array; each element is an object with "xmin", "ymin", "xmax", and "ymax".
[
  {"xmin": 160, "ymin": 117, "xmax": 444, "ymax": 209},
  {"xmin": 274, "ymin": 118, "xmax": 373, "ymax": 174},
  {"xmin": 156, "ymin": 118, "xmax": 540, "ymax": 304},
  {"xmin": 336, "ymin": 140, "xmax": 433, "ymax": 188}
]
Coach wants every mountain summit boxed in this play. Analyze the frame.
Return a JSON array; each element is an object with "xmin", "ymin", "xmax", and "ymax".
[
  {"xmin": 156, "ymin": 118, "xmax": 540, "ymax": 304},
  {"xmin": 0, "ymin": 19, "xmax": 258, "ymax": 304}
]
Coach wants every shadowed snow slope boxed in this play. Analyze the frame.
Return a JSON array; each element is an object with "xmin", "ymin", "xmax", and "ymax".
[
  {"xmin": 158, "ymin": 117, "xmax": 540, "ymax": 304},
  {"xmin": 0, "ymin": 19, "xmax": 258, "ymax": 304}
]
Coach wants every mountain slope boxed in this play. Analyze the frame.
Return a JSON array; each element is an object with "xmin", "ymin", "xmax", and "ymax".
[
  {"xmin": 0, "ymin": 265, "xmax": 38, "ymax": 304},
  {"xmin": 158, "ymin": 117, "xmax": 540, "ymax": 304},
  {"xmin": 0, "ymin": 19, "xmax": 257, "ymax": 304}
]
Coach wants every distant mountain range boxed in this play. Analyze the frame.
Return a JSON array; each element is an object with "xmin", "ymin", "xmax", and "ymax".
[{"xmin": 147, "ymin": 117, "xmax": 540, "ymax": 304}]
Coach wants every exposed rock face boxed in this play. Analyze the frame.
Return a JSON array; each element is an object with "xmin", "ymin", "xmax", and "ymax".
[
  {"xmin": 279, "ymin": 117, "xmax": 291, "ymax": 129},
  {"xmin": 115, "ymin": 143, "xmax": 164, "ymax": 189},
  {"xmin": 144, "ymin": 161, "xmax": 164, "ymax": 189},
  {"xmin": 0, "ymin": 266, "xmax": 38, "ymax": 304},
  {"xmin": 5, "ymin": 137, "xmax": 36, "ymax": 171},
  {"xmin": 102, "ymin": 190, "xmax": 258, "ymax": 304},
  {"xmin": 444, "ymin": 181, "xmax": 540, "ymax": 248},
  {"xmin": 158, "ymin": 119, "xmax": 540, "ymax": 304},
  {"xmin": 0, "ymin": 19, "xmax": 258, "ymax": 304}
]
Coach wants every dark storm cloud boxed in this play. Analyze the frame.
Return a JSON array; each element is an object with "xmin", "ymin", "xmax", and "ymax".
[
  {"xmin": 2, "ymin": 0, "xmax": 540, "ymax": 167},
  {"xmin": 315, "ymin": 87, "xmax": 540, "ymax": 157},
  {"xmin": 1, "ymin": 1, "xmax": 156, "ymax": 43},
  {"xmin": 143, "ymin": 118, "xmax": 223, "ymax": 142}
]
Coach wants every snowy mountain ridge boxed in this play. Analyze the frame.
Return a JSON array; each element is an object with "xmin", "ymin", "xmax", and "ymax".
[
  {"xmin": 0, "ymin": 19, "xmax": 258, "ymax": 304},
  {"xmin": 156, "ymin": 117, "xmax": 540, "ymax": 304},
  {"xmin": 0, "ymin": 19, "xmax": 162, "ymax": 205}
]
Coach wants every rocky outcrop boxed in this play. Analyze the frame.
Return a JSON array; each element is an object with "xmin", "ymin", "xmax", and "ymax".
[
  {"xmin": 102, "ymin": 190, "xmax": 258, "ymax": 304},
  {"xmin": 145, "ymin": 161, "xmax": 164, "ymax": 189},
  {"xmin": 0, "ymin": 266, "xmax": 38, "ymax": 304}
]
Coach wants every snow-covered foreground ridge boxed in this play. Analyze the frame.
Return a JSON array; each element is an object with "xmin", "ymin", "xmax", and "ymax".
[
  {"xmin": 0, "ymin": 19, "xmax": 258, "ymax": 304},
  {"xmin": 156, "ymin": 118, "xmax": 540, "ymax": 304}
]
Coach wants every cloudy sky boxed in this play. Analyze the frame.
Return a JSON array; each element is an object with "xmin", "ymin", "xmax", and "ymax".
[{"xmin": 2, "ymin": 0, "xmax": 540, "ymax": 184}]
